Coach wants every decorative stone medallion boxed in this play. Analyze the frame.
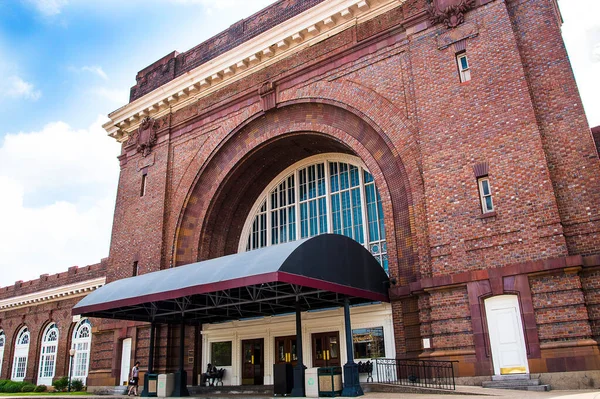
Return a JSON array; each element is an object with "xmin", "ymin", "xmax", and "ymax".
[
  {"xmin": 134, "ymin": 116, "xmax": 158, "ymax": 157},
  {"xmin": 428, "ymin": 0, "xmax": 476, "ymax": 29}
]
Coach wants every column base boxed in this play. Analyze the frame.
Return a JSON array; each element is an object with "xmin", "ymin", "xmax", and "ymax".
[
  {"xmin": 290, "ymin": 363, "xmax": 306, "ymax": 397},
  {"xmin": 172, "ymin": 370, "xmax": 189, "ymax": 397},
  {"xmin": 341, "ymin": 363, "xmax": 363, "ymax": 397}
]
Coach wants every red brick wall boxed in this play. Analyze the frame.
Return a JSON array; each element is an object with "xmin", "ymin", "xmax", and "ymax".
[
  {"xmin": 506, "ymin": 0, "xmax": 600, "ymax": 256},
  {"xmin": 429, "ymin": 288, "xmax": 474, "ymax": 351},
  {"xmin": 0, "ymin": 261, "xmax": 106, "ymax": 300},
  {"xmin": 0, "ymin": 300, "xmax": 102, "ymax": 383},
  {"xmin": 529, "ymin": 273, "xmax": 592, "ymax": 343},
  {"xmin": 0, "ymin": 262, "xmax": 107, "ymax": 381},
  {"xmin": 581, "ymin": 268, "xmax": 600, "ymax": 341}
]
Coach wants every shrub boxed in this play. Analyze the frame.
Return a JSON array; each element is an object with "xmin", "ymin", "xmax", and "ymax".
[
  {"xmin": 0, "ymin": 380, "xmax": 8, "ymax": 387},
  {"xmin": 21, "ymin": 383, "xmax": 36, "ymax": 392},
  {"xmin": 3, "ymin": 381, "xmax": 26, "ymax": 393},
  {"xmin": 34, "ymin": 384, "xmax": 48, "ymax": 392},
  {"xmin": 53, "ymin": 376, "xmax": 69, "ymax": 391},
  {"xmin": 70, "ymin": 379, "xmax": 84, "ymax": 392}
]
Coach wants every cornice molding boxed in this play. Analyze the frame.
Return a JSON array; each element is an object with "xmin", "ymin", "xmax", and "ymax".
[
  {"xmin": 103, "ymin": 0, "xmax": 407, "ymax": 142},
  {"xmin": 0, "ymin": 277, "xmax": 106, "ymax": 311}
]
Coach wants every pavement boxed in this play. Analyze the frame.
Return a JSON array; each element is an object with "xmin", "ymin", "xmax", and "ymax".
[{"xmin": 1, "ymin": 387, "xmax": 599, "ymax": 399}]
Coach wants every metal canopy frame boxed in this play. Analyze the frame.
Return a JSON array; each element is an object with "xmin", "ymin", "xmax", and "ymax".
[
  {"xmin": 79, "ymin": 283, "xmax": 370, "ymax": 324},
  {"xmin": 73, "ymin": 234, "xmax": 391, "ymax": 324}
]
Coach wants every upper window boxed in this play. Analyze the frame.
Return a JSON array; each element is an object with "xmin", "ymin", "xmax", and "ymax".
[
  {"xmin": 72, "ymin": 319, "xmax": 92, "ymax": 383},
  {"xmin": 478, "ymin": 177, "xmax": 494, "ymax": 213},
  {"xmin": 241, "ymin": 154, "xmax": 388, "ymax": 273},
  {"xmin": 38, "ymin": 323, "xmax": 59, "ymax": 385},
  {"xmin": 456, "ymin": 52, "xmax": 471, "ymax": 82},
  {"xmin": 12, "ymin": 327, "xmax": 30, "ymax": 381},
  {"xmin": 0, "ymin": 330, "xmax": 5, "ymax": 377},
  {"xmin": 140, "ymin": 173, "xmax": 148, "ymax": 197}
]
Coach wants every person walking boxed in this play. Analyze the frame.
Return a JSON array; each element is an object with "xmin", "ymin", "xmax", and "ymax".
[{"xmin": 128, "ymin": 361, "xmax": 140, "ymax": 396}]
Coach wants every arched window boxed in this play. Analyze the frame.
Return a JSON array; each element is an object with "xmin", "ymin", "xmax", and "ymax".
[
  {"xmin": 0, "ymin": 330, "xmax": 5, "ymax": 377},
  {"xmin": 241, "ymin": 154, "xmax": 388, "ymax": 272},
  {"xmin": 37, "ymin": 323, "xmax": 58, "ymax": 385},
  {"xmin": 72, "ymin": 319, "xmax": 92, "ymax": 384},
  {"xmin": 11, "ymin": 327, "xmax": 29, "ymax": 381}
]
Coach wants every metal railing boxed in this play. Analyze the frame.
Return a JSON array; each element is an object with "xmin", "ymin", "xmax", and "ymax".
[{"xmin": 374, "ymin": 358, "xmax": 457, "ymax": 390}]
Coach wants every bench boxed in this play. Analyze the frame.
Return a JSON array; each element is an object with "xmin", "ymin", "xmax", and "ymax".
[
  {"xmin": 357, "ymin": 361, "xmax": 373, "ymax": 383},
  {"xmin": 208, "ymin": 368, "xmax": 225, "ymax": 386}
]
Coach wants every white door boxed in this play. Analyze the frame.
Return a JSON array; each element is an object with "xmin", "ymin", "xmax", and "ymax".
[
  {"xmin": 120, "ymin": 338, "xmax": 132, "ymax": 385},
  {"xmin": 485, "ymin": 295, "xmax": 529, "ymax": 375}
]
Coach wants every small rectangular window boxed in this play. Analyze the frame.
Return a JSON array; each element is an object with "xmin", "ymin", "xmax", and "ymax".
[
  {"xmin": 352, "ymin": 327, "xmax": 385, "ymax": 359},
  {"xmin": 478, "ymin": 177, "xmax": 494, "ymax": 213},
  {"xmin": 133, "ymin": 261, "xmax": 139, "ymax": 277},
  {"xmin": 140, "ymin": 174, "xmax": 147, "ymax": 197},
  {"xmin": 456, "ymin": 53, "xmax": 471, "ymax": 82},
  {"xmin": 211, "ymin": 341, "xmax": 232, "ymax": 367}
]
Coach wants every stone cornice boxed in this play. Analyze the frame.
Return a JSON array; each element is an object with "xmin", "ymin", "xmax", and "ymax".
[
  {"xmin": 0, "ymin": 277, "xmax": 106, "ymax": 311},
  {"xmin": 103, "ymin": 0, "xmax": 407, "ymax": 142}
]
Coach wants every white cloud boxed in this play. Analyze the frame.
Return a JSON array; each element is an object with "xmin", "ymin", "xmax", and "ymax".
[
  {"xmin": 559, "ymin": 0, "xmax": 600, "ymax": 126},
  {"xmin": 0, "ymin": 117, "xmax": 121, "ymax": 286},
  {"xmin": 69, "ymin": 65, "xmax": 109, "ymax": 80},
  {"xmin": 90, "ymin": 87, "xmax": 129, "ymax": 104},
  {"xmin": 167, "ymin": 0, "xmax": 275, "ymax": 14},
  {"xmin": 25, "ymin": 0, "xmax": 69, "ymax": 16},
  {"xmin": 1, "ymin": 75, "xmax": 42, "ymax": 101}
]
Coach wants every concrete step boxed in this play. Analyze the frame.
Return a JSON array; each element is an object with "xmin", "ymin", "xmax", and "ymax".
[
  {"xmin": 482, "ymin": 379, "xmax": 540, "ymax": 387},
  {"xmin": 488, "ymin": 384, "xmax": 551, "ymax": 392},
  {"xmin": 491, "ymin": 373, "xmax": 530, "ymax": 381},
  {"xmin": 482, "ymin": 377, "xmax": 551, "ymax": 392},
  {"xmin": 188, "ymin": 385, "xmax": 274, "ymax": 396}
]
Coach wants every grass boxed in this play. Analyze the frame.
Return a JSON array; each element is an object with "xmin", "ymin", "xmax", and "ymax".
[{"xmin": 0, "ymin": 393, "xmax": 89, "ymax": 396}]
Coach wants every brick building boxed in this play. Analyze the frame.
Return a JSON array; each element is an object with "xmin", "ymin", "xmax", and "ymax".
[{"xmin": 1, "ymin": 0, "xmax": 600, "ymax": 392}]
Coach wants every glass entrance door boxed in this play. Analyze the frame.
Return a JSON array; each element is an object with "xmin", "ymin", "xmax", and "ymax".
[
  {"xmin": 312, "ymin": 332, "xmax": 341, "ymax": 367},
  {"xmin": 241, "ymin": 339, "xmax": 264, "ymax": 385},
  {"xmin": 275, "ymin": 335, "xmax": 297, "ymax": 366}
]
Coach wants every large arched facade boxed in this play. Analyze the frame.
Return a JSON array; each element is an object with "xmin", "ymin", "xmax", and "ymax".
[
  {"xmin": 173, "ymin": 102, "xmax": 419, "ymax": 286},
  {"xmin": 168, "ymin": 100, "xmax": 423, "ymax": 371}
]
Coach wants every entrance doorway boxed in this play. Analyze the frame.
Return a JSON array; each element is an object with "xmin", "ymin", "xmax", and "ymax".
[
  {"xmin": 275, "ymin": 335, "xmax": 297, "ymax": 366},
  {"xmin": 485, "ymin": 295, "xmax": 529, "ymax": 375},
  {"xmin": 120, "ymin": 338, "xmax": 132, "ymax": 385},
  {"xmin": 312, "ymin": 332, "xmax": 341, "ymax": 367},
  {"xmin": 241, "ymin": 339, "xmax": 264, "ymax": 385}
]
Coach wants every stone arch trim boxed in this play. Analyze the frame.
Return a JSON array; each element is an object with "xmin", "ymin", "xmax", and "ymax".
[{"xmin": 173, "ymin": 100, "xmax": 423, "ymax": 284}]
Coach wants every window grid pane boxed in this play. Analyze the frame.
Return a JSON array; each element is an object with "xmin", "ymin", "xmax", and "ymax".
[
  {"xmin": 72, "ymin": 321, "xmax": 92, "ymax": 379},
  {"xmin": 243, "ymin": 158, "xmax": 388, "ymax": 274}
]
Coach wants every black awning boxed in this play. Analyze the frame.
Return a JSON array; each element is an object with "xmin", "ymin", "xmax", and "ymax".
[{"xmin": 73, "ymin": 234, "xmax": 390, "ymax": 324}]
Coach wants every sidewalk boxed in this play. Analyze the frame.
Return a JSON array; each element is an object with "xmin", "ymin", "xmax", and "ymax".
[{"xmin": 0, "ymin": 388, "xmax": 598, "ymax": 399}]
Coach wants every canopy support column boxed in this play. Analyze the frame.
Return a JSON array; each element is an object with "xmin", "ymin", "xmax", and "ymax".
[
  {"xmin": 341, "ymin": 298, "xmax": 363, "ymax": 397},
  {"xmin": 141, "ymin": 322, "xmax": 156, "ymax": 397},
  {"xmin": 291, "ymin": 299, "xmax": 306, "ymax": 397},
  {"xmin": 173, "ymin": 320, "xmax": 189, "ymax": 397}
]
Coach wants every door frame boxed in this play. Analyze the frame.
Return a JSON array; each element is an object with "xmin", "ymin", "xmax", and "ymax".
[
  {"xmin": 311, "ymin": 331, "xmax": 341, "ymax": 368},
  {"xmin": 241, "ymin": 338, "xmax": 264, "ymax": 385},
  {"xmin": 120, "ymin": 338, "xmax": 132, "ymax": 386},
  {"xmin": 484, "ymin": 295, "xmax": 529, "ymax": 375}
]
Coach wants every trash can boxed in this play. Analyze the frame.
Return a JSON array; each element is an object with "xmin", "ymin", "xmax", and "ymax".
[
  {"xmin": 144, "ymin": 373, "xmax": 158, "ymax": 397},
  {"xmin": 305, "ymin": 368, "xmax": 318, "ymax": 398},
  {"xmin": 273, "ymin": 363, "xmax": 294, "ymax": 395},
  {"xmin": 157, "ymin": 373, "xmax": 175, "ymax": 397},
  {"xmin": 317, "ymin": 366, "xmax": 343, "ymax": 397}
]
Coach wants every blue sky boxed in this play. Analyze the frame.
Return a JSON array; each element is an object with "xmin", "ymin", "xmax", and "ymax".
[{"xmin": 0, "ymin": 0, "xmax": 598, "ymax": 287}]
